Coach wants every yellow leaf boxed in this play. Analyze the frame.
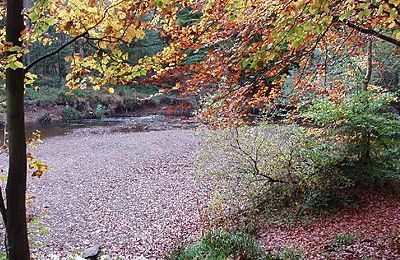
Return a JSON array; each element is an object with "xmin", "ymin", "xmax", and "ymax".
[
  {"xmin": 14, "ymin": 61, "xmax": 24, "ymax": 69},
  {"xmin": 98, "ymin": 41, "xmax": 107, "ymax": 49},
  {"xmin": 107, "ymin": 87, "xmax": 114, "ymax": 94}
]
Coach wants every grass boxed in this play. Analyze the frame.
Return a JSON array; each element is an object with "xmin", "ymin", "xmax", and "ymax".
[
  {"xmin": 169, "ymin": 230, "xmax": 305, "ymax": 260},
  {"xmin": 169, "ymin": 230, "xmax": 271, "ymax": 260}
]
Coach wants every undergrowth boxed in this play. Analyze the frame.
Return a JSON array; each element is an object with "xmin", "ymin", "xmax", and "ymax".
[{"xmin": 169, "ymin": 230, "xmax": 303, "ymax": 260}]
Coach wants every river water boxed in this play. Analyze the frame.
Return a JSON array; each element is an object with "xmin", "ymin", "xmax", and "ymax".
[{"xmin": 0, "ymin": 115, "xmax": 197, "ymax": 143}]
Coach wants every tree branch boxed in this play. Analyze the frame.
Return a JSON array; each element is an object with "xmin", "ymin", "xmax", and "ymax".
[
  {"xmin": 25, "ymin": 0, "xmax": 126, "ymax": 71},
  {"xmin": 230, "ymin": 128, "xmax": 290, "ymax": 184},
  {"xmin": 342, "ymin": 19, "xmax": 400, "ymax": 47},
  {"xmin": 25, "ymin": 32, "xmax": 88, "ymax": 71}
]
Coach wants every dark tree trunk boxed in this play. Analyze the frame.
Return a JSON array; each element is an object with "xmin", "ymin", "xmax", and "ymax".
[{"xmin": 5, "ymin": 0, "xmax": 30, "ymax": 258}]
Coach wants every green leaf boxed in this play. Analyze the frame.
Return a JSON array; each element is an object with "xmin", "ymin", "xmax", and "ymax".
[{"xmin": 396, "ymin": 31, "xmax": 400, "ymax": 41}]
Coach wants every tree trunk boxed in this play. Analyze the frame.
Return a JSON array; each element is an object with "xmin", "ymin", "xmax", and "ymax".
[
  {"xmin": 361, "ymin": 40, "xmax": 373, "ymax": 163},
  {"xmin": 5, "ymin": 0, "xmax": 30, "ymax": 258},
  {"xmin": 363, "ymin": 40, "xmax": 373, "ymax": 91},
  {"xmin": 23, "ymin": 0, "xmax": 31, "ymax": 66}
]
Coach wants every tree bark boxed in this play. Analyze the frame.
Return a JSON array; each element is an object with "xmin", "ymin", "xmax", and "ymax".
[
  {"xmin": 6, "ymin": 0, "xmax": 30, "ymax": 258},
  {"xmin": 361, "ymin": 40, "xmax": 373, "ymax": 163},
  {"xmin": 363, "ymin": 40, "xmax": 373, "ymax": 91}
]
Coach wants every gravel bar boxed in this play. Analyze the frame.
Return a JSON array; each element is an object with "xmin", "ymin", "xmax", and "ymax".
[{"xmin": 18, "ymin": 128, "xmax": 207, "ymax": 259}]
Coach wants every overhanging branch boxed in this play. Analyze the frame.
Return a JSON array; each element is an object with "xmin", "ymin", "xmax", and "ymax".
[
  {"xmin": 25, "ymin": 32, "xmax": 88, "ymax": 71},
  {"xmin": 342, "ymin": 19, "xmax": 400, "ymax": 47},
  {"xmin": 25, "ymin": 0, "xmax": 126, "ymax": 71}
]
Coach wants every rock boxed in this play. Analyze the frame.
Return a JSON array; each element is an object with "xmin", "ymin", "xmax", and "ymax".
[
  {"xmin": 36, "ymin": 113, "xmax": 53, "ymax": 126},
  {"xmin": 82, "ymin": 245, "xmax": 100, "ymax": 259}
]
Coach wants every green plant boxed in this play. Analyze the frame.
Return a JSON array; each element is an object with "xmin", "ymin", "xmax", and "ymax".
[
  {"xmin": 196, "ymin": 89, "xmax": 400, "ymax": 227},
  {"xmin": 277, "ymin": 247, "xmax": 304, "ymax": 260},
  {"xmin": 25, "ymin": 87, "xmax": 41, "ymax": 101},
  {"xmin": 61, "ymin": 105, "xmax": 79, "ymax": 120},
  {"xmin": 304, "ymin": 89, "xmax": 400, "ymax": 187},
  {"xmin": 169, "ymin": 230, "xmax": 272, "ymax": 260},
  {"xmin": 332, "ymin": 233, "xmax": 357, "ymax": 247},
  {"xmin": 94, "ymin": 103, "xmax": 107, "ymax": 118},
  {"xmin": 28, "ymin": 217, "xmax": 50, "ymax": 250},
  {"xmin": 328, "ymin": 233, "xmax": 358, "ymax": 252}
]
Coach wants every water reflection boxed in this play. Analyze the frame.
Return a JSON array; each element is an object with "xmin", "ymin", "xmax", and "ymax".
[{"xmin": 0, "ymin": 115, "xmax": 196, "ymax": 143}]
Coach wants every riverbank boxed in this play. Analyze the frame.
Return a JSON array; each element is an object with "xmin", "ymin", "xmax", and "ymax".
[{"xmin": 18, "ymin": 85, "xmax": 198, "ymax": 125}]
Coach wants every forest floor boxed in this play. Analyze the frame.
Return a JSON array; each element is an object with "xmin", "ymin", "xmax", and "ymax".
[{"xmin": 259, "ymin": 192, "xmax": 400, "ymax": 259}]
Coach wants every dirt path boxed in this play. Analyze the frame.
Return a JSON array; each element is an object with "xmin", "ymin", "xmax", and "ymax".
[{"xmin": 22, "ymin": 128, "xmax": 206, "ymax": 258}]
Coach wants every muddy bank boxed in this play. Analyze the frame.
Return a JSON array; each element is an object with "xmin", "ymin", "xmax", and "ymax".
[{"xmin": 23, "ymin": 94, "xmax": 198, "ymax": 125}]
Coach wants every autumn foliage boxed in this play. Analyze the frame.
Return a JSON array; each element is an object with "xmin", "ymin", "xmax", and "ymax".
[{"xmin": 0, "ymin": 0, "xmax": 399, "ymax": 258}]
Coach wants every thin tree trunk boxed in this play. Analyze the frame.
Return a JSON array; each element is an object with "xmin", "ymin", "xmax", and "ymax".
[
  {"xmin": 6, "ymin": 0, "xmax": 30, "ymax": 258},
  {"xmin": 23, "ymin": 0, "xmax": 31, "ymax": 66},
  {"xmin": 363, "ymin": 40, "xmax": 373, "ymax": 91},
  {"xmin": 361, "ymin": 40, "xmax": 373, "ymax": 162}
]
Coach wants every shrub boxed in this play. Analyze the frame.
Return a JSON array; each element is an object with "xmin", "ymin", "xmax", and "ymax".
[
  {"xmin": 196, "ymin": 124, "xmax": 309, "ymax": 219},
  {"xmin": 169, "ymin": 230, "xmax": 272, "ymax": 260},
  {"xmin": 35, "ymin": 113, "xmax": 53, "ymax": 126},
  {"xmin": 25, "ymin": 87, "xmax": 41, "ymax": 101},
  {"xmin": 303, "ymin": 89, "xmax": 400, "ymax": 188},
  {"xmin": 196, "ymin": 88, "xmax": 399, "ymax": 227},
  {"xmin": 61, "ymin": 105, "xmax": 78, "ymax": 120}
]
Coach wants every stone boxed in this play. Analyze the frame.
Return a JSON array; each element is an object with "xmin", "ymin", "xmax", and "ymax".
[{"xmin": 82, "ymin": 245, "xmax": 100, "ymax": 259}]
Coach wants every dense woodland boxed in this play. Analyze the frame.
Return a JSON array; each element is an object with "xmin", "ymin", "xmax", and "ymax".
[{"xmin": 0, "ymin": 0, "xmax": 399, "ymax": 259}]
